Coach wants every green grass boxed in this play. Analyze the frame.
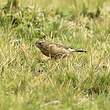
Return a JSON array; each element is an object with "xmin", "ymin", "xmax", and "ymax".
[{"xmin": 0, "ymin": 0, "xmax": 110, "ymax": 110}]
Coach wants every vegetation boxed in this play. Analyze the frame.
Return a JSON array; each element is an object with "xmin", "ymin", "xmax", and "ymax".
[{"xmin": 0, "ymin": 0, "xmax": 110, "ymax": 110}]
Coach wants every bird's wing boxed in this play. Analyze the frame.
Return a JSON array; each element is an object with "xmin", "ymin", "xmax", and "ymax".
[
  {"xmin": 48, "ymin": 43, "xmax": 69, "ymax": 54},
  {"xmin": 54, "ymin": 43, "xmax": 69, "ymax": 49}
]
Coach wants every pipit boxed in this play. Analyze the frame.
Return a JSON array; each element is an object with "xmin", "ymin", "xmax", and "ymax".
[{"xmin": 35, "ymin": 40, "xmax": 87, "ymax": 59}]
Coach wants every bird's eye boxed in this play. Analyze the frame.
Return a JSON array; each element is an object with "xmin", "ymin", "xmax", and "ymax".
[{"xmin": 38, "ymin": 42, "xmax": 42, "ymax": 45}]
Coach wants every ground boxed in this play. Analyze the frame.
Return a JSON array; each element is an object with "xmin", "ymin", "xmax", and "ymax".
[{"xmin": 0, "ymin": 0, "xmax": 110, "ymax": 110}]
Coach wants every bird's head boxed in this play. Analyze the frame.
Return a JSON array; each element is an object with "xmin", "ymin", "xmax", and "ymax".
[{"xmin": 35, "ymin": 40, "xmax": 48, "ymax": 50}]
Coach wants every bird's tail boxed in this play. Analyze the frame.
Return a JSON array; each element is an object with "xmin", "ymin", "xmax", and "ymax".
[{"xmin": 68, "ymin": 48, "xmax": 87, "ymax": 53}]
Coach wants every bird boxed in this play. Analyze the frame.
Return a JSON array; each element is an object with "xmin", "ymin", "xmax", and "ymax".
[{"xmin": 35, "ymin": 40, "xmax": 87, "ymax": 59}]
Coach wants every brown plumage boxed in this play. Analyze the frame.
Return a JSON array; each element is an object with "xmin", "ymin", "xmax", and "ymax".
[{"xmin": 35, "ymin": 40, "xmax": 87, "ymax": 59}]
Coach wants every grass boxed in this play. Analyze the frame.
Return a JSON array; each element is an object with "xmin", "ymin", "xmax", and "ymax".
[{"xmin": 0, "ymin": 0, "xmax": 110, "ymax": 110}]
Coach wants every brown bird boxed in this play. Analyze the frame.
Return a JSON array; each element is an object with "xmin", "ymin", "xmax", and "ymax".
[{"xmin": 35, "ymin": 40, "xmax": 87, "ymax": 59}]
